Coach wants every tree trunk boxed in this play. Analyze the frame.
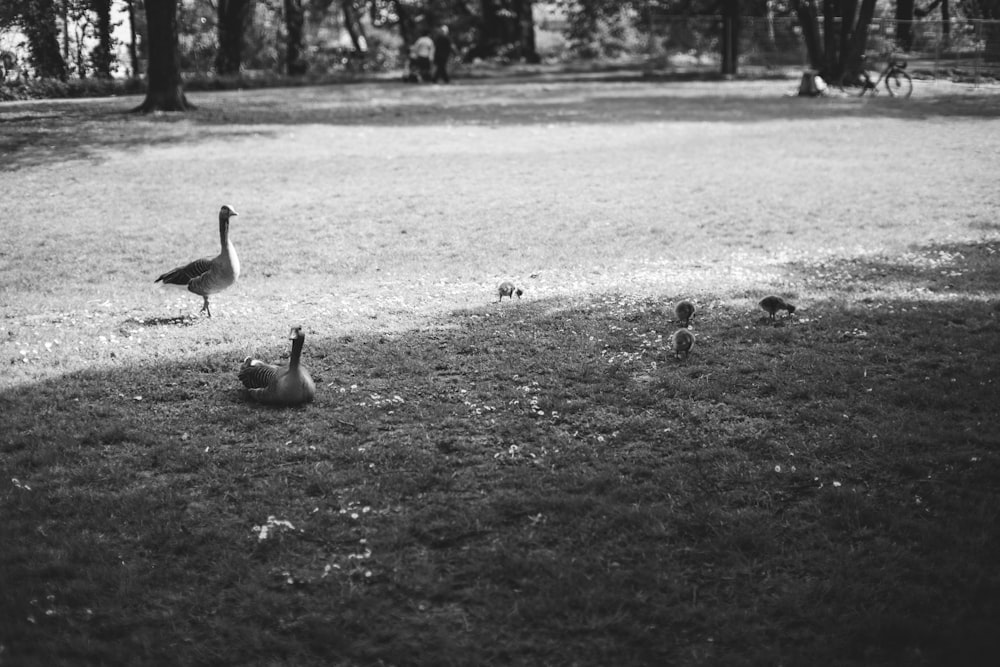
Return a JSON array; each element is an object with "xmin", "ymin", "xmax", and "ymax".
[
  {"xmin": 21, "ymin": 0, "xmax": 67, "ymax": 80},
  {"xmin": 74, "ymin": 21, "xmax": 87, "ymax": 77},
  {"xmin": 284, "ymin": 0, "xmax": 308, "ymax": 75},
  {"xmin": 391, "ymin": 0, "xmax": 416, "ymax": 60},
  {"xmin": 720, "ymin": 0, "xmax": 739, "ymax": 75},
  {"xmin": 793, "ymin": 0, "xmax": 823, "ymax": 71},
  {"xmin": 216, "ymin": 0, "xmax": 254, "ymax": 75},
  {"xmin": 896, "ymin": 0, "xmax": 915, "ymax": 51},
  {"xmin": 822, "ymin": 0, "xmax": 838, "ymax": 74},
  {"xmin": 839, "ymin": 0, "xmax": 856, "ymax": 75},
  {"xmin": 61, "ymin": 0, "xmax": 69, "ymax": 69},
  {"xmin": 92, "ymin": 0, "xmax": 114, "ymax": 78},
  {"xmin": 133, "ymin": 0, "xmax": 193, "ymax": 112},
  {"xmin": 342, "ymin": 0, "xmax": 368, "ymax": 55},
  {"xmin": 126, "ymin": 0, "xmax": 142, "ymax": 77},
  {"xmin": 515, "ymin": 0, "xmax": 539, "ymax": 63},
  {"xmin": 978, "ymin": 1, "xmax": 1000, "ymax": 61},
  {"xmin": 794, "ymin": 0, "xmax": 877, "ymax": 85},
  {"xmin": 476, "ymin": 0, "xmax": 501, "ymax": 57},
  {"xmin": 986, "ymin": 23, "xmax": 1000, "ymax": 62},
  {"xmin": 474, "ymin": 0, "xmax": 522, "ymax": 58},
  {"xmin": 841, "ymin": 0, "xmax": 877, "ymax": 78}
]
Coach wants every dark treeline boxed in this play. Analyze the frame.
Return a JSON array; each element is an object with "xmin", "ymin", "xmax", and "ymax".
[
  {"xmin": 3, "ymin": 2, "xmax": 998, "ymax": 110},
  {"xmin": 1, "ymin": 1, "xmax": 786, "ymax": 82}
]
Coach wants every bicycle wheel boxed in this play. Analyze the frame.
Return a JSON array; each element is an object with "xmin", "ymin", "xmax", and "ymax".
[
  {"xmin": 856, "ymin": 73, "xmax": 876, "ymax": 96},
  {"xmin": 885, "ymin": 71, "xmax": 913, "ymax": 98}
]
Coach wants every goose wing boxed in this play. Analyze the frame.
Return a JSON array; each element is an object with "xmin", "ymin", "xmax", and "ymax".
[
  {"xmin": 156, "ymin": 258, "xmax": 213, "ymax": 286},
  {"xmin": 239, "ymin": 357, "xmax": 279, "ymax": 389}
]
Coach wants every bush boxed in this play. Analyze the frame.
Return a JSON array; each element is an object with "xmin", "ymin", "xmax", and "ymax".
[{"xmin": 0, "ymin": 76, "xmax": 146, "ymax": 101}]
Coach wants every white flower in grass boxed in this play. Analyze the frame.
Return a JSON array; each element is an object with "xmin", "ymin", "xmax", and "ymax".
[{"xmin": 252, "ymin": 516, "xmax": 295, "ymax": 541}]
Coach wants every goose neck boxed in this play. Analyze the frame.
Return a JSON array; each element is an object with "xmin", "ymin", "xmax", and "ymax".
[
  {"xmin": 289, "ymin": 336, "xmax": 304, "ymax": 369},
  {"xmin": 218, "ymin": 216, "xmax": 230, "ymax": 250}
]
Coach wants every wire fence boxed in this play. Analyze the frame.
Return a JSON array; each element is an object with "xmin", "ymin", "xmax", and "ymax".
[{"xmin": 641, "ymin": 15, "xmax": 1000, "ymax": 82}]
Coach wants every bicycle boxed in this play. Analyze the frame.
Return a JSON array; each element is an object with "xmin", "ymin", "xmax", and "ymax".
[{"xmin": 857, "ymin": 54, "xmax": 913, "ymax": 98}]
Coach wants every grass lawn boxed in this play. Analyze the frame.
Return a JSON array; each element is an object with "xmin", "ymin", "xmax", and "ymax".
[{"xmin": 2, "ymin": 76, "xmax": 1000, "ymax": 665}]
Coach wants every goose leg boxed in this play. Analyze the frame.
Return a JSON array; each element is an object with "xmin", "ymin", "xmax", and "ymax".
[{"xmin": 201, "ymin": 296, "xmax": 212, "ymax": 317}]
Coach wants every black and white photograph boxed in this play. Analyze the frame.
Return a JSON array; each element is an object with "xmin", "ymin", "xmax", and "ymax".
[{"xmin": 2, "ymin": 1, "xmax": 999, "ymax": 665}]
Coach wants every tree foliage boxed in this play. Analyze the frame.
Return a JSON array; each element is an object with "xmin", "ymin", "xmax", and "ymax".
[{"xmin": 7, "ymin": 0, "xmax": 68, "ymax": 79}]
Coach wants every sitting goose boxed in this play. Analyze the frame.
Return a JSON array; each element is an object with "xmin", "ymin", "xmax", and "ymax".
[
  {"xmin": 498, "ymin": 281, "xmax": 523, "ymax": 302},
  {"xmin": 239, "ymin": 326, "xmax": 316, "ymax": 407},
  {"xmin": 759, "ymin": 295, "xmax": 796, "ymax": 321},
  {"xmin": 675, "ymin": 300, "xmax": 695, "ymax": 327},
  {"xmin": 155, "ymin": 205, "xmax": 240, "ymax": 317},
  {"xmin": 671, "ymin": 329, "xmax": 695, "ymax": 359}
]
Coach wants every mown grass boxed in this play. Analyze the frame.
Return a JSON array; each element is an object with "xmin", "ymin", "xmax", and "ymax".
[{"xmin": 1, "ymin": 78, "xmax": 1000, "ymax": 665}]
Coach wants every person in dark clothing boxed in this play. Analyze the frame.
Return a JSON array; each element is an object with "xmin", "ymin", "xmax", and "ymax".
[{"xmin": 432, "ymin": 26, "xmax": 454, "ymax": 84}]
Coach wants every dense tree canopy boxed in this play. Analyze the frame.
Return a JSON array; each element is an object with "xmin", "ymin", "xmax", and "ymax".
[{"xmin": 7, "ymin": 0, "xmax": 68, "ymax": 79}]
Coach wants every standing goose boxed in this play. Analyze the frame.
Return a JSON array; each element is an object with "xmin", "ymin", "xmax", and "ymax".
[
  {"xmin": 498, "ymin": 281, "xmax": 523, "ymax": 302},
  {"xmin": 155, "ymin": 205, "xmax": 240, "ymax": 317},
  {"xmin": 675, "ymin": 300, "xmax": 695, "ymax": 327},
  {"xmin": 239, "ymin": 326, "xmax": 316, "ymax": 407},
  {"xmin": 759, "ymin": 295, "xmax": 796, "ymax": 321},
  {"xmin": 671, "ymin": 329, "xmax": 695, "ymax": 358}
]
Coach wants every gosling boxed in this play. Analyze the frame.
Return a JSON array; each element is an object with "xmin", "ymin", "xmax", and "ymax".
[
  {"xmin": 498, "ymin": 282, "xmax": 523, "ymax": 302},
  {"xmin": 675, "ymin": 300, "xmax": 695, "ymax": 327},
  {"xmin": 759, "ymin": 295, "xmax": 796, "ymax": 321},
  {"xmin": 671, "ymin": 329, "xmax": 695, "ymax": 359}
]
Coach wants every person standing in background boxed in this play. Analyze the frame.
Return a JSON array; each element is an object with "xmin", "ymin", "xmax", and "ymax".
[
  {"xmin": 411, "ymin": 30, "xmax": 435, "ymax": 82},
  {"xmin": 432, "ymin": 26, "xmax": 454, "ymax": 84}
]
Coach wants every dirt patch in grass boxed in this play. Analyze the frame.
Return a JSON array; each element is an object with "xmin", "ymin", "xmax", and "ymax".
[{"xmin": 1, "ymin": 80, "xmax": 999, "ymax": 665}]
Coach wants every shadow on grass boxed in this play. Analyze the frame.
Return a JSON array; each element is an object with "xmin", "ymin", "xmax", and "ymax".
[
  {"xmin": 779, "ymin": 240, "xmax": 1000, "ymax": 303},
  {"xmin": 0, "ymin": 108, "xmax": 277, "ymax": 172},
  {"xmin": 2, "ymin": 76, "xmax": 997, "ymax": 172},
  {"xmin": 1, "ymin": 239, "xmax": 999, "ymax": 665},
  {"xmin": 122, "ymin": 314, "xmax": 201, "ymax": 328}
]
